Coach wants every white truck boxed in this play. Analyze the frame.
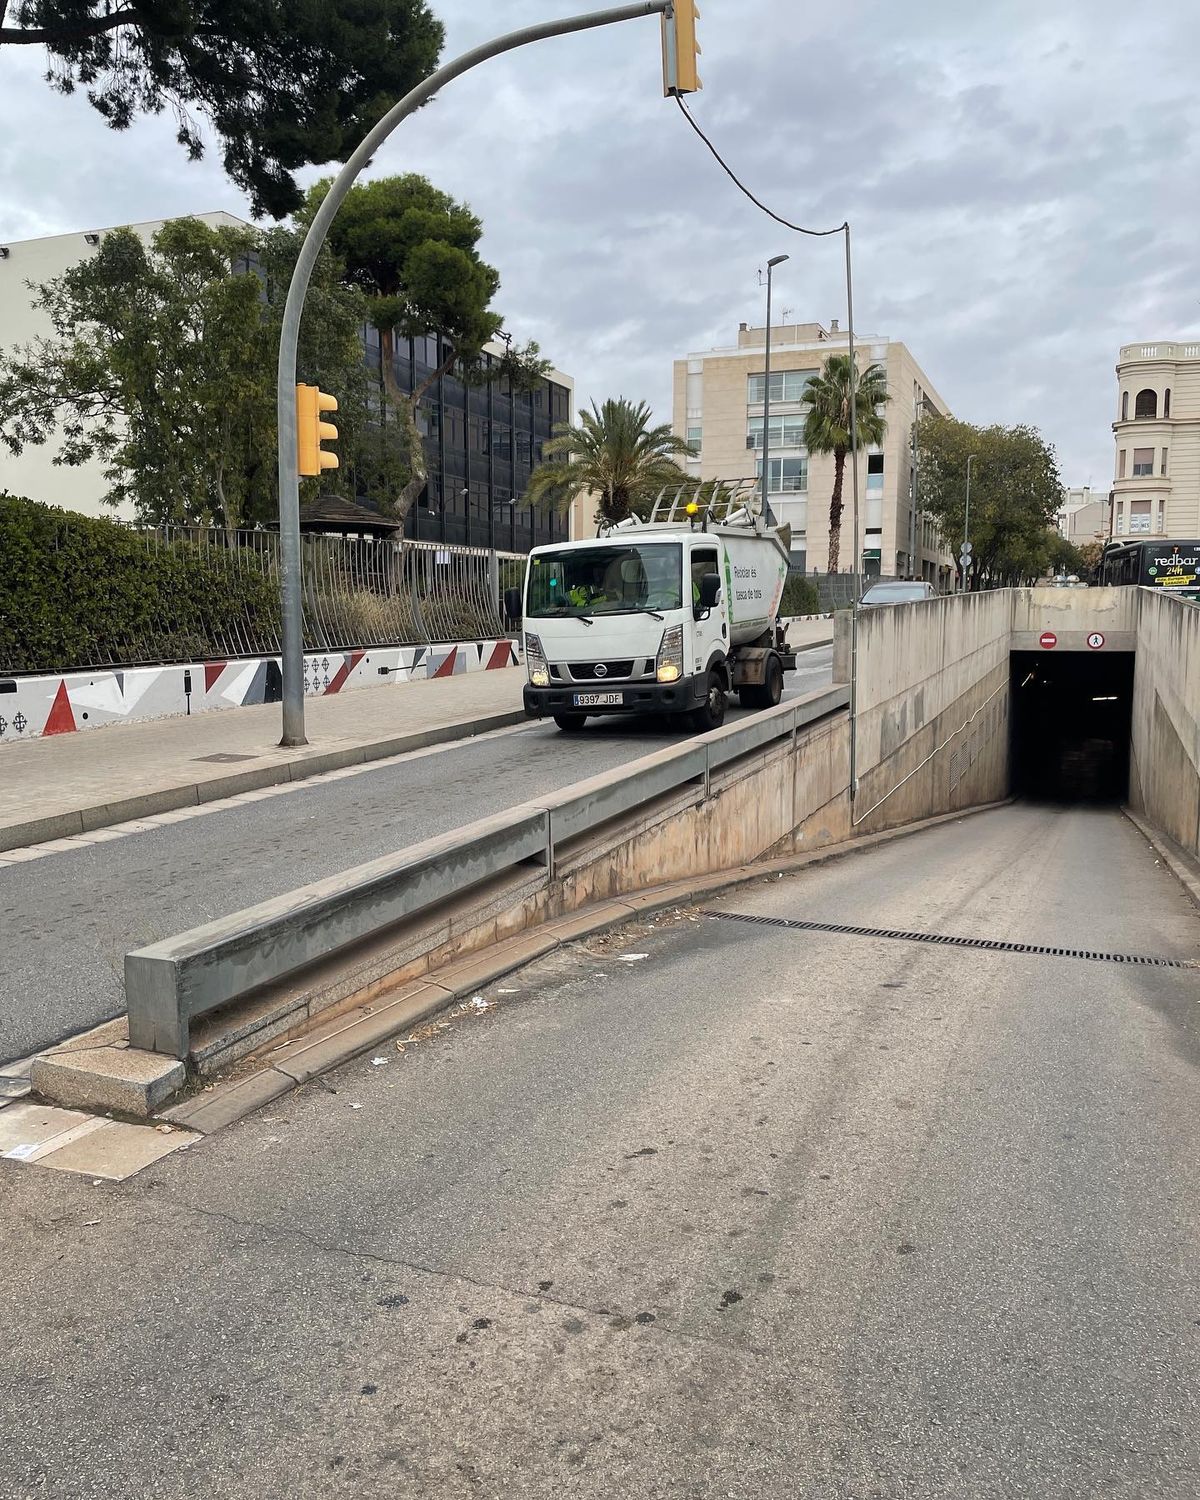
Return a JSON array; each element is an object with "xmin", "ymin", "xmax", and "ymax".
[{"xmin": 506, "ymin": 489, "xmax": 796, "ymax": 733}]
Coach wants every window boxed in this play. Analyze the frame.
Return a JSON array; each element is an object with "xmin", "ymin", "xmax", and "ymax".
[
  {"xmin": 747, "ymin": 369, "xmax": 818, "ymax": 404},
  {"xmin": 1118, "ymin": 449, "xmax": 1127, "ymax": 479},
  {"xmin": 756, "ymin": 457, "xmax": 808, "ymax": 493},
  {"xmin": 686, "ymin": 425, "xmax": 702, "ymax": 452},
  {"xmin": 747, "ymin": 414, "xmax": 806, "ymax": 449},
  {"xmin": 1134, "ymin": 388, "xmax": 1157, "ymax": 419},
  {"xmin": 1164, "ymin": 388, "xmax": 1171, "ymax": 418},
  {"xmin": 1132, "ymin": 447, "xmax": 1154, "ymax": 476},
  {"xmin": 1161, "ymin": 448, "xmax": 1169, "ymax": 476},
  {"xmin": 1121, "ymin": 391, "xmax": 1129, "ymax": 421},
  {"xmin": 1115, "ymin": 507, "xmax": 1125, "ymax": 534},
  {"xmin": 866, "ymin": 453, "xmax": 884, "ymax": 493}
]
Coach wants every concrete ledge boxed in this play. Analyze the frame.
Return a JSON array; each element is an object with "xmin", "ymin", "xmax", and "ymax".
[
  {"xmin": 1124, "ymin": 808, "xmax": 1200, "ymax": 910},
  {"xmin": 0, "ymin": 707, "xmax": 528, "ymax": 853},
  {"xmin": 30, "ymin": 1047, "xmax": 185, "ymax": 1117}
]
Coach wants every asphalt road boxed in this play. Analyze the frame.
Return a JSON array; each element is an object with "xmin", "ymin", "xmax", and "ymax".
[
  {"xmin": 4, "ymin": 802, "xmax": 1198, "ymax": 1498},
  {"xmin": 1, "ymin": 648, "xmax": 833, "ymax": 1063}
]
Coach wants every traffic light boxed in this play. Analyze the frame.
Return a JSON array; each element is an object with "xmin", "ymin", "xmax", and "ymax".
[
  {"xmin": 296, "ymin": 383, "xmax": 339, "ymax": 476},
  {"xmin": 661, "ymin": 0, "xmax": 701, "ymax": 96}
]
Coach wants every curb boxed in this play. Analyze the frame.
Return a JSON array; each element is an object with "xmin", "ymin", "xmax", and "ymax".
[
  {"xmin": 0, "ymin": 707, "xmax": 529, "ymax": 853},
  {"xmin": 1123, "ymin": 807, "xmax": 1200, "ymax": 910},
  {"xmin": 149, "ymin": 796, "xmax": 1009, "ymax": 1140}
]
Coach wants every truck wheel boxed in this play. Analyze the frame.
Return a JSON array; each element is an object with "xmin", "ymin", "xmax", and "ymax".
[
  {"xmin": 742, "ymin": 655, "xmax": 785, "ymax": 710},
  {"xmin": 553, "ymin": 713, "xmax": 588, "ymax": 732},
  {"xmin": 690, "ymin": 669, "xmax": 727, "ymax": 732}
]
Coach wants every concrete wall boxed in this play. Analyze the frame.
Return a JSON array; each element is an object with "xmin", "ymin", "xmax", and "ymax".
[
  {"xmin": 841, "ymin": 591, "xmax": 1013, "ymax": 835},
  {"xmin": 1011, "ymin": 586, "xmax": 1139, "ymax": 651},
  {"xmin": 1130, "ymin": 590, "xmax": 1200, "ymax": 860}
]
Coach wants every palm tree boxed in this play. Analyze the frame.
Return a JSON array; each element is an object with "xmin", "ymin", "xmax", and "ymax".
[
  {"xmin": 801, "ymin": 355, "xmax": 890, "ymax": 573},
  {"xmin": 526, "ymin": 397, "xmax": 695, "ymax": 527}
]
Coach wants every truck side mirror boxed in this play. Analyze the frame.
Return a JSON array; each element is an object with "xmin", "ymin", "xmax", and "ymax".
[
  {"xmin": 695, "ymin": 572, "xmax": 721, "ymax": 617},
  {"xmin": 503, "ymin": 587, "xmax": 523, "ymax": 625}
]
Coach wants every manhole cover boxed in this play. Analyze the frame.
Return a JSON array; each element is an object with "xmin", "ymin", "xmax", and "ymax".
[{"xmin": 193, "ymin": 753, "xmax": 259, "ymax": 764}]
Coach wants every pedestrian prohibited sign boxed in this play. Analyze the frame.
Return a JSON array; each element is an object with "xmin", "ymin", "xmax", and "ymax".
[
  {"xmin": 1087, "ymin": 631, "xmax": 1105, "ymax": 649},
  {"xmin": 1039, "ymin": 631, "xmax": 1057, "ymax": 649}
]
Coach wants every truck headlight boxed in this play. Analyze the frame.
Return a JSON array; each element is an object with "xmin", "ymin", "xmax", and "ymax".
[
  {"xmin": 525, "ymin": 632, "xmax": 550, "ymax": 688},
  {"xmin": 656, "ymin": 624, "xmax": 684, "ymax": 684}
]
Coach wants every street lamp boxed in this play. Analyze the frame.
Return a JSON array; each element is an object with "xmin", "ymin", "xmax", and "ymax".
[
  {"xmin": 759, "ymin": 254, "xmax": 789, "ymax": 521},
  {"xmin": 963, "ymin": 452, "xmax": 978, "ymax": 591}
]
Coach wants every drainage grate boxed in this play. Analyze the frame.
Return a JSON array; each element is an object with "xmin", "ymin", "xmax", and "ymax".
[{"xmin": 702, "ymin": 910, "xmax": 1196, "ymax": 969}]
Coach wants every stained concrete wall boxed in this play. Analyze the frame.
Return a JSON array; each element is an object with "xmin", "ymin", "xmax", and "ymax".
[
  {"xmin": 840, "ymin": 592, "xmax": 1013, "ymax": 835},
  {"xmin": 1130, "ymin": 590, "xmax": 1200, "ymax": 860},
  {"xmin": 1011, "ymin": 586, "xmax": 1140, "ymax": 651}
]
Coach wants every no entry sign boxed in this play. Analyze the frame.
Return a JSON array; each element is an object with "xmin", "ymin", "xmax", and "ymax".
[
  {"xmin": 1039, "ymin": 631, "xmax": 1057, "ymax": 649},
  {"xmin": 1087, "ymin": 631, "xmax": 1105, "ymax": 649}
]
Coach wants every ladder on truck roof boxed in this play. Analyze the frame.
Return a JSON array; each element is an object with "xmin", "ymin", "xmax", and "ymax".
[{"xmin": 647, "ymin": 477, "xmax": 765, "ymax": 526}]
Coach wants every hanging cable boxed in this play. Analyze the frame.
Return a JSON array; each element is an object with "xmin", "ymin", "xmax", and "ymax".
[{"xmin": 673, "ymin": 94, "xmax": 847, "ymax": 238}]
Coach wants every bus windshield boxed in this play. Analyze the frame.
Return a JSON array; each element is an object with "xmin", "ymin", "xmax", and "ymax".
[{"xmin": 526, "ymin": 544, "xmax": 684, "ymax": 617}]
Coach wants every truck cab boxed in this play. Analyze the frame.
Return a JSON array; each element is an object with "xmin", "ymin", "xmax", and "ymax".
[{"xmin": 508, "ymin": 505, "xmax": 794, "ymax": 734}]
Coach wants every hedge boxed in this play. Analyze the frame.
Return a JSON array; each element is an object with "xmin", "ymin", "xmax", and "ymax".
[
  {"xmin": 0, "ymin": 493, "xmax": 281, "ymax": 674},
  {"xmin": 780, "ymin": 573, "xmax": 820, "ymax": 617}
]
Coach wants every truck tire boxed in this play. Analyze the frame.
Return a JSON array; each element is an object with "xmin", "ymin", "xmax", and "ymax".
[
  {"xmin": 741, "ymin": 655, "xmax": 785, "ymax": 711},
  {"xmin": 690, "ymin": 668, "xmax": 727, "ymax": 732},
  {"xmin": 553, "ymin": 713, "xmax": 588, "ymax": 732}
]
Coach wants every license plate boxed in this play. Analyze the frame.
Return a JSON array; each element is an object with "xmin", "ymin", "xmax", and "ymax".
[{"xmin": 573, "ymin": 691, "xmax": 623, "ymax": 707}]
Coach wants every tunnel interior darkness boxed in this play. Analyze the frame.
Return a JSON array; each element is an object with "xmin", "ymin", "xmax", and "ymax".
[{"xmin": 1009, "ymin": 651, "xmax": 1135, "ymax": 802}]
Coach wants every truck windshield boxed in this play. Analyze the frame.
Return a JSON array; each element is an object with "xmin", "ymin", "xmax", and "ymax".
[{"xmin": 526, "ymin": 544, "xmax": 683, "ymax": 617}]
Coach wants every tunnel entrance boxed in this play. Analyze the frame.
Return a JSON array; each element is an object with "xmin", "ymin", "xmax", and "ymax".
[{"xmin": 1009, "ymin": 651, "xmax": 1135, "ymax": 802}]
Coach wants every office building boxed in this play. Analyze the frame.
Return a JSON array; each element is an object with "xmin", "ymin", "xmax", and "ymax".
[
  {"xmin": 0, "ymin": 217, "xmax": 571, "ymax": 551},
  {"xmin": 672, "ymin": 321, "xmax": 954, "ymax": 584}
]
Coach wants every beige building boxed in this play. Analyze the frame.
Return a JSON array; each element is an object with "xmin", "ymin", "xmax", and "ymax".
[
  {"xmin": 1112, "ymin": 340, "xmax": 1200, "ymax": 540},
  {"xmin": 1056, "ymin": 485, "xmax": 1109, "ymax": 545},
  {"xmin": 0, "ymin": 212, "xmax": 249, "ymax": 519},
  {"xmin": 672, "ymin": 321, "xmax": 954, "ymax": 584}
]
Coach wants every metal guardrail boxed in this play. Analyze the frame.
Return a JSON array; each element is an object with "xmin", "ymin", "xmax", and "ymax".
[{"xmin": 125, "ymin": 684, "xmax": 850, "ymax": 1059}]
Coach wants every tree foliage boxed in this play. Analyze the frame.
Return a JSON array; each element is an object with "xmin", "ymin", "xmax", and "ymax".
[
  {"xmin": 526, "ymin": 398, "xmax": 695, "ymax": 528},
  {"xmin": 307, "ymin": 174, "xmax": 549, "ymax": 520},
  {"xmin": 1, "ymin": 1, "xmax": 444, "ymax": 217},
  {"xmin": 0, "ymin": 216, "xmax": 368, "ymax": 526},
  {"xmin": 915, "ymin": 416, "xmax": 1064, "ymax": 587},
  {"xmin": 801, "ymin": 355, "xmax": 890, "ymax": 573}
]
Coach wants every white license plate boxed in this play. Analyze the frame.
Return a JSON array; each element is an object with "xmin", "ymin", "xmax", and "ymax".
[{"xmin": 573, "ymin": 692, "xmax": 623, "ymax": 707}]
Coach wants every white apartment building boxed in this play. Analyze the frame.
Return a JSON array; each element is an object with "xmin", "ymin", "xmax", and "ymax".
[
  {"xmin": 672, "ymin": 321, "xmax": 954, "ymax": 584},
  {"xmin": 1112, "ymin": 340, "xmax": 1200, "ymax": 540},
  {"xmin": 1056, "ymin": 485, "xmax": 1108, "ymax": 545},
  {"xmin": 0, "ymin": 212, "xmax": 249, "ymax": 518}
]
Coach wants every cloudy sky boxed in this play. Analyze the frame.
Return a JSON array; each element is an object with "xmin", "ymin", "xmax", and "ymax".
[{"xmin": 4, "ymin": 0, "xmax": 1199, "ymax": 489}]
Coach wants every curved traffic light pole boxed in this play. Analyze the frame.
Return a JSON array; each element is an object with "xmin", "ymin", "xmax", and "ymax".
[{"xmin": 276, "ymin": 0, "xmax": 673, "ymax": 746}]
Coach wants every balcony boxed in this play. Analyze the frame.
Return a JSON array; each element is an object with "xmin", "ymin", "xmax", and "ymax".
[{"xmin": 1119, "ymin": 342, "xmax": 1200, "ymax": 362}]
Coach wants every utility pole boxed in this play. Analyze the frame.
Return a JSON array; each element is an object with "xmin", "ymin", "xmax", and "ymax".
[
  {"xmin": 759, "ymin": 254, "xmax": 789, "ymax": 520},
  {"xmin": 962, "ymin": 452, "xmax": 978, "ymax": 592},
  {"xmin": 275, "ymin": 1, "xmax": 673, "ymax": 746}
]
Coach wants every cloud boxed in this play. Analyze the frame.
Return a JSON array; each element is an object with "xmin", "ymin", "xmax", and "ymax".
[{"xmin": 3, "ymin": 0, "xmax": 1200, "ymax": 490}]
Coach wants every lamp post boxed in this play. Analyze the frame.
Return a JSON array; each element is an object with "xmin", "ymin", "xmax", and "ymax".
[
  {"xmin": 963, "ymin": 452, "xmax": 978, "ymax": 591},
  {"xmin": 759, "ymin": 254, "xmax": 789, "ymax": 520}
]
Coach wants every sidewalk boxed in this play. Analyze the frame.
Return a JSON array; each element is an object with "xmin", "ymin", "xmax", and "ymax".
[
  {"xmin": 0, "ymin": 620, "xmax": 833, "ymax": 853},
  {"xmin": 0, "ymin": 669, "xmax": 527, "ymax": 853}
]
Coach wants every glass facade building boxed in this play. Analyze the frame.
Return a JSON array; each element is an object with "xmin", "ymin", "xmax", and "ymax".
[{"xmin": 365, "ymin": 328, "xmax": 571, "ymax": 552}]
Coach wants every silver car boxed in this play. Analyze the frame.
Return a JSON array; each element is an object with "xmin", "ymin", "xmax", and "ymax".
[{"xmin": 859, "ymin": 580, "xmax": 938, "ymax": 608}]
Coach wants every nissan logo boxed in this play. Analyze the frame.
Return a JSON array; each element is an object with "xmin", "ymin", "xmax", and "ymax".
[{"xmin": 594, "ymin": 663, "xmax": 608, "ymax": 677}]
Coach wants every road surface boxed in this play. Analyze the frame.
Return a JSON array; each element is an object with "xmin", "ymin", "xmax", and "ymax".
[
  {"xmin": 2, "ymin": 648, "xmax": 833, "ymax": 1062},
  {"xmin": 3, "ymin": 802, "xmax": 1198, "ymax": 1497}
]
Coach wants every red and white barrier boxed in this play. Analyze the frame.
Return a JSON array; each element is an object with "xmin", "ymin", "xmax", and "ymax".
[{"xmin": 0, "ymin": 639, "xmax": 519, "ymax": 744}]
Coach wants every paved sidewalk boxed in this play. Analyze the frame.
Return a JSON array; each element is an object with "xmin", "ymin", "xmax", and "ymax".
[
  {"xmin": 0, "ymin": 669, "xmax": 527, "ymax": 852},
  {"xmin": 0, "ymin": 619, "xmax": 834, "ymax": 852}
]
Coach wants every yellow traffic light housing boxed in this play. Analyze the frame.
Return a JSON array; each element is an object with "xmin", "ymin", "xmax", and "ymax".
[
  {"xmin": 661, "ymin": 0, "xmax": 701, "ymax": 96},
  {"xmin": 296, "ymin": 383, "xmax": 339, "ymax": 476}
]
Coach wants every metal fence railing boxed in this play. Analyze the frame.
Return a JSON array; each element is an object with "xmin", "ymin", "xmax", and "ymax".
[{"xmin": 4, "ymin": 522, "xmax": 525, "ymax": 676}]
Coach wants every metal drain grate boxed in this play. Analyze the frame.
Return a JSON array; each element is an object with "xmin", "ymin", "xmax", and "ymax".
[{"xmin": 702, "ymin": 910, "xmax": 1196, "ymax": 969}]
